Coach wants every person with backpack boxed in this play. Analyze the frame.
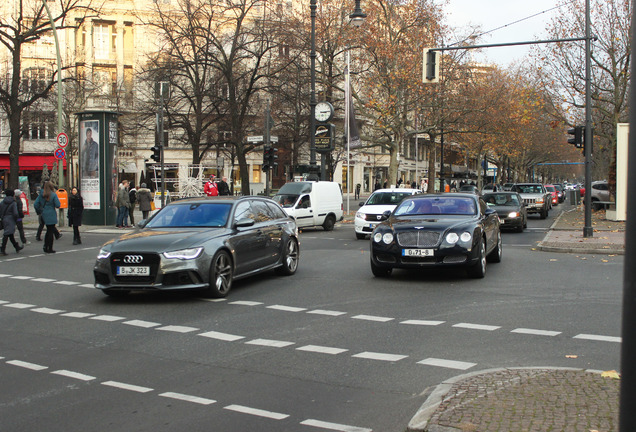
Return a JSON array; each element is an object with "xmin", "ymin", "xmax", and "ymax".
[
  {"xmin": 0, "ymin": 189, "xmax": 23, "ymax": 256},
  {"xmin": 204, "ymin": 175, "xmax": 218, "ymax": 196},
  {"xmin": 34, "ymin": 181, "xmax": 61, "ymax": 253}
]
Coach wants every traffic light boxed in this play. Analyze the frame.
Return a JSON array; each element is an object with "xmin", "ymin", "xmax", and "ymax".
[
  {"xmin": 262, "ymin": 145, "xmax": 270, "ymax": 171},
  {"xmin": 150, "ymin": 145, "xmax": 161, "ymax": 162},
  {"xmin": 567, "ymin": 126, "xmax": 584, "ymax": 148},
  {"xmin": 262, "ymin": 146, "xmax": 278, "ymax": 171},
  {"xmin": 423, "ymin": 48, "xmax": 439, "ymax": 83}
]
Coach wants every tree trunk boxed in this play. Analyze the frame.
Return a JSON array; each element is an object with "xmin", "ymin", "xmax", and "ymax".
[{"xmin": 236, "ymin": 150, "xmax": 250, "ymax": 195}]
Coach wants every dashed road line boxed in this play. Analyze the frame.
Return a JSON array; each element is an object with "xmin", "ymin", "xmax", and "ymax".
[
  {"xmin": 352, "ymin": 314, "xmax": 394, "ymax": 323},
  {"xmin": 352, "ymin": 352, "xmax": 407, "ymax": 362},
  {"xmin": 54, "ymin": 280, "xmax": 81, "ymax": 286},
  {"xmin": 453, "ymin": 322, "xmax": 501, "ymax": 331},
  {"xmin": 400, "ymin": 319, "xmax": 445, "ymax": 326},
  {"xmin": 417, "ymin": 358, "xmax": 477, "ymax": 370},
  {"xmin": 31, "ymin": 307, "xmax": 64, "ymax": 315},
  {"xmin": 10, "ymin": 275, "xmax": 33, "ymax": 280},
  {"xmin": 223, "ymin": 404, "xmax": 289, "ymax": 420},
  {"xmin": 156, "ymin": 325, "xmax": 199, "ymax": 333},
  {"xmin": 511, "ymin": 328, "xmax": 561, "ymax": 337},
  {"xmin": 297, "ymin": 345, "xmax": 348, "ymax": 355},
  {"xmin": 6, "ymin": 360, "xmax": 48, "ymax": 371},
  {"xmin": 245, "ymin": 338, "xmax": 295, "ymax": 348},
  {"xmin": 574, "ymin": 334, "xmax": 622, "ymax": 343},
  {"xmin": 31, "ymin": 278, "xmax": 56, "ymax": 283},
  {"xmin": 198, "ymin": 331, "xmax": 245, "ymax": 342},
  {"xmin": 90, "ymin": 314, "xmax": 125, "ymax": 322},
  {"xmin": 61, "ymin": 312, "xmax": 95, "ymax": 318},
  {"xmin": 267, "ymin": 304, "xmax": 307, "ymax": 312},
  {"xmin": 124, "ymin": 319, "xmax": 161, "ymax": 328},
  {"xmin": 4, "ymin": 303, "xmax": 34, "ymax": 309},
  {"xmin": 159, "ymin": 392, "xmax": 216, "ymax": 405},
  {"xmin": 300, "ymin": 419, "xmax": 372, "ymax": 432},
  {"xmin": 307, "ymin": 309, "xmax": 347, "ymax": 316},
  {"xmin": 51, "ymin": 370, "xmax": 96, "ymax": 381},
  {"xmin": 229, "ymin": 300, "xmax": 263, "ymax": 306},
  {"xmin": 101, "ymin": 380, "xmax": 154, "ymax": 393}
]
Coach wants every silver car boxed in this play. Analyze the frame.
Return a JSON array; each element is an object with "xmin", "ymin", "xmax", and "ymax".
[{"xmin": 94, "ymin": 196, "xmax": 299, "ymax": 298}]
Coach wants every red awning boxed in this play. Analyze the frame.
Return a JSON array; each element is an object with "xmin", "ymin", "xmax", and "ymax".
[{"xmin": 0, "ymin": 154, "xmax": 67, "ymax": 171}]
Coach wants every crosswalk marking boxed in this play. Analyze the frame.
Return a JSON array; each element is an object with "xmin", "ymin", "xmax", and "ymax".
[
  {"xmin": 198, "ymin": 331, "xmax": 244, "ymax": 342},
  {"xmin": 51, "ymin": 370, "xmax": 96, "ymax": 381},
  {"xmin": 297, "ymin": 345, "xmax": 348, "ymax": 355},
  {"xmin": 101, "ymin": 381, "xmax": 154, "ymax": 393},
  {"xmin": 159, "ymin": 392, "xmax": 216, "ymax": 405},
  {"xmin": 7, "ymin": 360, "xmax": 48, "ymax": 371},
  {"xmin": 352, "ymin": 352, "xmax": 407, "ymax": 362},
  {"xmin": 417, "ymin": 357, "xmax": 476, "ymax": 370},
  {"xmin": 300, "ymin": 419, "xmax": 372, "ymax": 432},
  {"xmin": 224, "ymin": 404, "xmax": 289, "ymax": 420}
]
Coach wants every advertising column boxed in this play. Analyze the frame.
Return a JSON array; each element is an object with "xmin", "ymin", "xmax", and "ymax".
[{"xmin": 76, "ymin": 111, "xmax": 119, "ymax": 225}]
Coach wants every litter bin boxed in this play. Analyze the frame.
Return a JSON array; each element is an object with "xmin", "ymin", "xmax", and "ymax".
[{"xmin": 568, "ymin": 189, "xmax": 580, "ymax": 205}]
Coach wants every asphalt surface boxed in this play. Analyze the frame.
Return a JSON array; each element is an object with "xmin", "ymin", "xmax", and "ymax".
[{"xmin": 18, "ymin": 197, "xmax": 625, "ymax": 432}]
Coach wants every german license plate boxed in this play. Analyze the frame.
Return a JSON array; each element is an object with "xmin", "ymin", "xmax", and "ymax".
[
  {"xmin": 117, "ymin": 266, "xmax": 150, "ymax": 276},
  {"xmin": 402, "ymin": 248, "xmax": 434, "ymax": 257}
]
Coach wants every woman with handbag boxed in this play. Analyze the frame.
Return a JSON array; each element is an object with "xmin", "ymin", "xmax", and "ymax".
[
  {"xmin": 34, "ymin": 181, "xmax": 61, "ymax": 253},
  {"xmin": 0, "ymin": 189, "xmax": 23, "ymax": 256}
]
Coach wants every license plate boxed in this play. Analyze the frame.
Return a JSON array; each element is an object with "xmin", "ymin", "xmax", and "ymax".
[
  {"xmin": 402, "ymin": 248, "xmax": 434, "ymax": 257},
  {"xmin": 117, "ymin": 266, "xmax": 150, "ymax": 276},
  {"xmin": 368, "ymin": 223, "xmax": 376, "ymax": 228}
]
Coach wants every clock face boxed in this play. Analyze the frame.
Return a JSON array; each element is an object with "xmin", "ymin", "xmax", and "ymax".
[{"xmin": 315, "ymin": 102, "xmax": 333, "ymax": 122}]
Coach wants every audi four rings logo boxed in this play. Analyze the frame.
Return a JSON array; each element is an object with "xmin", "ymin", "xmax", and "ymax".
[
  {"xmin": 376, "ymin": 215, "xmax": 382, "ymax": 220},
  {"xmin": 123, "ymin": 255, "xmax": 144, "ymax": 264}
]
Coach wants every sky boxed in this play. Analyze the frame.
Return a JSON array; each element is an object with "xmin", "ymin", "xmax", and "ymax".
[{"xmin": 442, "ymin": 0, "xmax": 564, "ymax": 66}]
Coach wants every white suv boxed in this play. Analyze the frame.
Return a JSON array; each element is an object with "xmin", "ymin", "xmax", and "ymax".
[{"xmin": 354, "ymin": 188, "xmax": 421, "ymax": 239}]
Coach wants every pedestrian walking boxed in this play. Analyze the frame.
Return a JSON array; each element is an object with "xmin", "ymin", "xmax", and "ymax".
[
  {"xmin": 0, "ymin": 189, "xmax": 24, "ymax": 256},
  {"xmin": 204, "ymin": 175, "xmax": 218, "ymax": 196},
  {"xmin": 136, "ymin": 183, "xmax": 153, "ymax": 220},
  {"xmin": 68, "ymin": 187, "xmax": 84, "ymax": 245},
  {"xmin": 115, "ymin": 180, "xmax": 131, "ymax": 228},
  {"xmin": 34, "ymin": 181, "xmax": 61, "ymax": 254},
  {"xmin": 14, "ymin": 189, "xmax": 28, "ymax": 245},
  {"xmin": 128, "ymin": 184, "xmax": 137, "ymax": 226},
  {"xmin": 217, "ymin": 176, "xmax": 231, "ymax": 196}
]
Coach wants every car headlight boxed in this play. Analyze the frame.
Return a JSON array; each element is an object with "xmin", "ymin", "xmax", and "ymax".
[
  {"xmin": 446, "ymin": 232, "xmax": 459, "ymax": 244},
  {"xmin": 508, "ymin": 211, "xmax": 520, "ymax": 218},
  {"xmin": 162, "ymin": 247, "xmax": 204, "ymax": 260},
  {"xmin": 355, "ymin": 212, "xmax": 365, "ymax": 220},
  {"xmin": 536, "ymin": 198, "xmax": 544, "ymax": 203},
  {"xmin": 97, "ymin": 249, "xmax": 111, "ymax": 260},
  {"xmin": 460, "ymin": 232, "xmax": 472, "ymax": 243},
  {"xmin": 373, "ymin": 232, "xmax": 394, "ymax": 244}
]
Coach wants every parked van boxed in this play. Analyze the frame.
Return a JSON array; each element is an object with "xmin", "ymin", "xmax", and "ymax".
[{"xmin": 273, "ymin": 181, "xmax": 343, "ymax": 230}]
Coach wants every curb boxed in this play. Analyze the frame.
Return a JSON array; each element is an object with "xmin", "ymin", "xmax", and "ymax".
[{"xmin": 406, "ymin": 366, "xmax": 607, "ymax": 432}]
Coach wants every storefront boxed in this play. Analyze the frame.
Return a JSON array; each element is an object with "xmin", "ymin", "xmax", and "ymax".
[{"xmin": 0, "ymin": 154, "xmax": 67, "ymax": 199}]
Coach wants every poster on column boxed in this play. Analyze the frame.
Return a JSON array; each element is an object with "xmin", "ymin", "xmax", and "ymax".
[{"xmin": 79, "ymin": 120, "xmax": 101, "ymax": 209}]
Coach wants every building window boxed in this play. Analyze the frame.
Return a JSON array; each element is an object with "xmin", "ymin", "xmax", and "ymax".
[
  {"xmin": 94, "ymin": 24, "xmax": 111, "ymax": 60},
  {"xmin": 23, "ymin": 112, "xmax": 55, "ymax": 140},
  {"xmin": 22, "ymin": 67, "xmax": 50, "ymax": 94}
]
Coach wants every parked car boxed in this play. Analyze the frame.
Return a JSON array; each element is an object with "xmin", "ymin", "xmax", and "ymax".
[
  {"xmin": 554, "ymin": 184, "xmax": 565, "ymax": 203},
  {"xmin": 590, "ymin": 180, "xmax": 610, "ymax": 210},
  {"xmin": 483, "ymin": 192, "xmax": 527, "ymax": 232},
  {"xmin": 544, "ymin": 184, "xmax": 559, "ymax": 206},
  {"xmin": 511, "ymin": 183, "xmax": 551, "ymax": 219},
  {"xmin": 93, "ymin": 196, "xmax": 300, "ymax": 298},
  {"xmin": 370, "ymin": 193, "xmax": 502, "ymax": 279},
  {"xmin": 354, "ymin": 188, "xmax": 421, "ymax": 239},
  {"xmin": 273, "ymin": 181, "xmax": 343, "ymax": 231}
]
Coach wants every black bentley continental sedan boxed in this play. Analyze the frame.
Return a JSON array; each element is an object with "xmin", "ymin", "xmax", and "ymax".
[
  {"xmin": 369, "ymin": 193, "xmax": 501, "ymax": 278},
  {"xmin": 94, "ymin": 196, "xmax": 299, "ymax": 298}
]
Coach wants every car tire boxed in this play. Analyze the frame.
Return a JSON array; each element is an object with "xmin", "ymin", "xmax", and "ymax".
[
  {"xmin": 540, "ymin": 209, "xmax": 547, "ymax": 219},
  {"xmin": 523, "ymin": 217, "xmax": 527, "ymax": 229},
  {"xmin": 487, "ymin": 231, "xmax": 502, "ymax": 263},
  {"xmin": 516, "ymin": 223, "xmax": 524, "ymax": 233},
  {"xmin": 102, "ymin": 289, "xmax": 130, "ymax": 297},
  {"xmin": 467, "ymin": 239, "xmax": 486, "ymax": 279},
  {"xmin": 371, "ymin": 259, "xmax": 392, "ymax": 277},
  {"xmin": 203, "ymin": 250, "xmax": 233, "ymax": 298},
  {"xmin": 275, "ymin": 238, "xmax": 299, "ymax": 276},
  {"xmin": 355, "ymin": 232, "xmax": 366, "ymax": 240},
  {"xmin": 322, "ymin": 215, "xmax": 335, "ymax": 231}
]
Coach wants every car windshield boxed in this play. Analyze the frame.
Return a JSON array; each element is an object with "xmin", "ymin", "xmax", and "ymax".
[
  {"xmin": 145, "ymin": 203, "xmax": 232, "ymax": 228},
  {"xmin": 459, "ymin": 185, "xmax": 477, "ymax": 192},
  {"xmin": 365, "ymin": 191, "xmax": 414, "ymax": 205},
  {"xmin": 273, "ymin": 194, "xmax": 298, "ymax": 208},
  {"xmin": 545, "ymin": 186, "xmax": 556, "ymax": 192},
  {"xmin": 394, "ymin": 197, "xmax": 477, "ymax": 216},
  {"xmin": 483, "ymin": 193, "xmax": 520, "ymax": 206},
  {"xmin": 514, "ymin": 184, "xmax": 543, "ymax": 194}
]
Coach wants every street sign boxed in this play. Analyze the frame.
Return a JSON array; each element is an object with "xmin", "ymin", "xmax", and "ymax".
[
  {"xmin": 247, "ymin": 135, "xmax": 278, "ymax": 143},
  {"xmin": 315, "ymin": 123, "xmax": 335, "ymax": 153},
  {"xmin": 56, "ymin": 132, "xmax": 68, "ymax": 148},
  {"xmin": 54, "ymin": 148, "xmax": 66, "ymax": 159}
]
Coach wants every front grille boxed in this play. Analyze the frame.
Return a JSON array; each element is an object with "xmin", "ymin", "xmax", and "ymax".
[
  {"xmin": 111, "ymin": 252, "xmax": 160, "ymax": 283},
  {"xmin": 523, "ymin": 198, "xmax": 536, "ymax": 205},
  {"xmin": 397, "ymin": 231, "xmax": 440, "ymax": 248},
  {"xmin": 443, "ymin": 255, "xmax": 467, "ymax": 264},
  {"xmin": 365, "ymin": 214, "xmax": 383, "ymax": 221}
]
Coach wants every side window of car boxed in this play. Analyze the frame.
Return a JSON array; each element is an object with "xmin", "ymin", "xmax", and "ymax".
[
  {"xmin": 233, "ymin": 201, "xmax": 254, "ymax": 223},
  {"xmin": 298, "ymin": 195, "xmax": 311, "ymax": 209},
  {"xmin": 266, "ymin": 201, "xmax": 287, "ymax": 219},
  {"xmin": 250, "ymin": 200, "xmax": 275, "ymax": 222}
]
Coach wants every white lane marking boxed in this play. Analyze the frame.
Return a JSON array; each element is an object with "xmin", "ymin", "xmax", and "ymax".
[
  {"xmin": 90, "ymin": 315, "xmax": 125, "ymax": 322},
  {"xmin": 198, "ymin": 331, "xmax": 245, "ymax": 342},
  {"xmin": 352, "ymin": 314, "xmax": 394, "ymax": 323},
  {"xmin": 0, "ymin": 300, "xmax": 8, "ymax": 304},
  {"xmin": 267, "ymin": 304, "xmax": 307, "ymax": 312},
  {"xmin": 4, "ymin": 303, "xmax": 35, "ymax": 309},
  {"xmin": 453, "ymin": 322, "xmax": 501, "ymax": 331},
  {"xmin": 79, "ymin": 284, "xmax": 94, "ymax": 288},
  {"xmin": 124, "ymin": 320, "xmax": 161, "ymax": 328},
  {"xmin": 417, "ymin": 358, "xmax": 476, "ymax": 370},
  {"xmin": 400, "ymin": 319, "xmax": 445, "ymax": 326},
  {"xmin": 6, "ymin": 360, "xmax": 48, "ymax": 371},
  {"xmin": 10, "ymin": 275, "xmax": 33, "ymax": 280},
  {"xmin": 300, "ymin": 419, "xmax": 372, "ymax": 432},
  {"xmin": 352, "ymin": 352, "xmax": 407, "ymax": 362},
  {"xmin": 229, "ymin": 301, "xmax": 263, "ymax": 306},
  {"xmin": 31, "ymin": 307, "xmax": 64, "ymax": 315},
  {"xmin": 101, "ymin": 381, "xmax": 154, "ymax": 393},
  {"xmin": 62, "ymin": 312, "xmax": 95, "ymax": 318},
  {"xmin": 31, "ymin": 278, "xmax": 57, "ymax": 283},
  {"xmin": 51, "ymin": 370, "xmax": 96, "ymax": 381},
  {"xmin": 55, "ymin": 280, "xmax": 80, "ymax": 286},
  {"xmin": 307, "ymin": 309, "xmax": 347, "ymax": 316},
  {"xmin": 245, "ymin": 338, "xmax": 295, "ymax": 348},
  {"xmin": 0, "ymin": 274, "xmax": 12, "ymax": 277},
  {"xmin": 574, "ymin": 334, "xmax": 622, "ymax": 343},
  {"xmin": 296, "ymin": 345, "xmax": 348, "ymax": 355},
  {"xmin": 156, "ymin": 325, "xmax": 199, "ymax": 333},
  {"xmin": 224, "ymin": 404, "xmax": 289, "ymax": 420},
  {"xmin": 512, "ymin": 328, "xmax": 561, "ymax": 337},
  {"xmin": 159, "ymin": 392, "xmax": 216, "ymax": 405},
  {"xmin": 30, "ymin": 254, "xmax": 45, "ymax": 257},
  {"xmin": 4, "ymin": 257, "xmax": 26, "ymax": 261},
  {"xmin": 199, "ymin": 298, "xmax": 226, "ymax": 302}
]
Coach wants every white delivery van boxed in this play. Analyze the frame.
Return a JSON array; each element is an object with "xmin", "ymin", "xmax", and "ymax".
[{"xmin": 273, "ymin": 181, "xmax": 343, "ymax": 230}]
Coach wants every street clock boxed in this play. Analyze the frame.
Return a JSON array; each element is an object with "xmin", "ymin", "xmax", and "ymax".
[{"xmin": 315, "ymin": 101, "xmax": 334, "ymax": 122}]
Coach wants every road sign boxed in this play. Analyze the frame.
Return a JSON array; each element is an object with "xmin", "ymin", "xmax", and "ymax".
[
  {"xmin": 56, "ymin": 132, "xmax": 68, "ymax": 148},
  {"xmin": 247, "ymin": 135, "xmax": 278, "ymax": 143},
  {"xmin": 54, "ymin": 148, "xmax": 66, "ymax": 159}
]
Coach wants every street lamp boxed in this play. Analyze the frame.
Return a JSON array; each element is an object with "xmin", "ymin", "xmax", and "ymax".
[{"xmin": 309, "ymin": 0, "xmax": 365, "ymax": 180}]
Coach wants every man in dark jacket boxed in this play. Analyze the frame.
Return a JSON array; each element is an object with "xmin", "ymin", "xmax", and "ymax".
[
  {"xmin": 128, "ymin": 184, "xmax": 137, "ymax": 226},
  {"xmin": 217, "ymin": 176, "xmax": 231, "ymax": 196},
  {"xmin": 0, "ymin": 190, "xmax": 23, "ymax": 255}
]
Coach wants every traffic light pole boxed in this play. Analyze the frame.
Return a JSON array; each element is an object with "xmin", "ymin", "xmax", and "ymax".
[
  {"xmin": 582, "ymin": 0, "xmax": 593, "ymax": 238},
  {"xmin": 158, "ymin": 84, "xmax": 167, "ymax": 208}
]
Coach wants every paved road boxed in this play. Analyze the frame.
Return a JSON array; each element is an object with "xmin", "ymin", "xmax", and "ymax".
[{"xmin": 0, "ymin": 205, "xmax": 622, "ymax": 431}]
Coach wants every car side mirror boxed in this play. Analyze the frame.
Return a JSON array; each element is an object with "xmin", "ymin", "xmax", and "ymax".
[
  {"xmin": 359, "ymin": 202, "xmax": 364, "ymax": 207},
  {"xmin": 484, "ymin": 208, "xmax": 496, "ymax": 216},
  {"xmin": 380, "ymin": 210, "xmax": 391, "ymax": 220},
  {"xmin": 235, "ymin": 217, "xmax": 255, "ymax": 228}
]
